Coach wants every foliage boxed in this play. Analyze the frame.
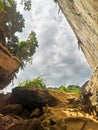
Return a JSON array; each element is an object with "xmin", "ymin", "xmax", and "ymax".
[
  {"xmin": 19, "ymin": 77, "xmax": 80, "ymax": 94},
  {"xmin": 0, "ymin": 0, "xmax": 13, "ymax": 12},
  {"xmin": 0, "ymin": 0, "xmax": 31, "ymax": 12},
  {"xmin": 58, "ymin": 85, "xmax": 68, "ymax": 92},
  {"xmin": 0, "ymin": 0, "xmax": 38, "ymax": 67},
  {"xmin": 19, "ymin": 76, "xmax": 47, "ymax": 89},
  {"xmin": 9, "ymin": 31, "xmax": 38, "ymax": 65},
  {"xmin": 2, "ymin": 2, "xmax": 25, "ymax": 43},
  {"xmin": 49, "ymin": 84, "xmax": 80, "ymax": 95},
  {"xmin": 68, "ymin": 85, "xmax": 80, "ymax": 90},
  {"xmin": 68, "ymin": 85, "xmax": 80, "ymax": 94},
  {"xmin": 20, "ymin": 0, "xmax": 32, "ymax": 11},
  {"xmin": 58, "ymin": 85, "xmax": 80, "ymax": 94}
]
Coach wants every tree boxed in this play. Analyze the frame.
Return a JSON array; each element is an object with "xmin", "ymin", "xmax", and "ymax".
[
  {"xmin": 20, "ymin": 0, "xmax": 32, "ymax": 11},
  {"xmin": 68, "ymin": 85, "xmax": 80, "ymax": 90},
  {"xmin": 9, "ymin": 31, "xmax": 38, "ymax": 65},
  {"xmin": 0, "ymin": 0, "xmax": 38, "ymax": 67},
  {"xmin": 0, "ymin": 0, "xmax": 32, "ymax": 12}
]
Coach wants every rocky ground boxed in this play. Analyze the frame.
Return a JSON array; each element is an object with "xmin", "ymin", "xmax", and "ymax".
[{"xmin": 0, "ymin": 87, "xmax": 98, "ymax": 130}]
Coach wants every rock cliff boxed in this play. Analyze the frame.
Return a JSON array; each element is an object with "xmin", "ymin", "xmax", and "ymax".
[
  {"xmin": 56, "ymin": 0, "xmax": 98, "ymax": 70},
  {"xmin": 0, "ymin": 44, "xmax": 21, "ymax": 89}
]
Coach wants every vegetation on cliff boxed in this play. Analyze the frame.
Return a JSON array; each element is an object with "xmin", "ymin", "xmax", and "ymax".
[
  {"xmin": 18, "ymin": 76, "xmax": 80, "ymax": 94},
  {"xmin": 19, "ymin": 76, "xmax": 47, "ymax": 89}
]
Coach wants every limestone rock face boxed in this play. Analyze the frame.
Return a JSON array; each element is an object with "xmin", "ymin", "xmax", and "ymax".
[
  {"xmin": 57, "ymin": 0, "xmax": 98, "ymax": 70},
  {"xmin": 0, "ymin": 44, "xmax": 21, "ymax": 89},
  {"xmin": 80, "ymin": 66, "xmax": 98, "ymax": 114}
]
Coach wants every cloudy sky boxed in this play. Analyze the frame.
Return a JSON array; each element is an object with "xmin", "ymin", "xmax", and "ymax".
[{"xmin": 3, "ymin": 0, "xmax": 92, "ymax": 92}]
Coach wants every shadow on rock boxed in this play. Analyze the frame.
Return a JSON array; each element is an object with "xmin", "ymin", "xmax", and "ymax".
[{"xmin": 7, "ymin": 87, "xmax": 59, "ymax": 110}]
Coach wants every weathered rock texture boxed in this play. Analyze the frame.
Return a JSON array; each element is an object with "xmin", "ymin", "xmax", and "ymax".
[
  {"xmin": 0, "ymin": 44, "xmax": 21, "ymax": 89},
  {"xmin": 0, "ymin": 89, "xmax": 98, "ymax": 130},
  {"xmin": 80, "ymin": 66, "xmax": 98, "ymax": 115},
  {"xmin": 57, "ymin": 0, "xmax": 98, "ymax": 70}
]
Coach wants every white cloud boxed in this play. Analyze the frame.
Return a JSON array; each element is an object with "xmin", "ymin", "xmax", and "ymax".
[{"xmin": 3, "ymin": 0, "xmax": 92, "ymax": 93}]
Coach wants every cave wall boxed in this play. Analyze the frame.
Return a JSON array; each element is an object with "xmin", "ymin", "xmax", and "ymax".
[{"xmin": 57, "ymin": 0, "xmax": 98, "ymax": 70}]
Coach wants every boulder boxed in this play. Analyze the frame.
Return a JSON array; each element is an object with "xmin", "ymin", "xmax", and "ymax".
[
  {"xmin": 7, "ymin": 87, "xmax": 59, "ymax": 109},
  {"xmin": 0, "ymin": 93, "xmax": 11, "ymax": 111},
  {"xmin": 0, "ymin": 115, "xmax": 41, "ymax": 130},
  {"xmin": 1, "ymin": 104, "xmax": 23, "ymax": 115},
  {"xmin": 0, "ymin": 44, "xmax": 21, "ymax": 89}
]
